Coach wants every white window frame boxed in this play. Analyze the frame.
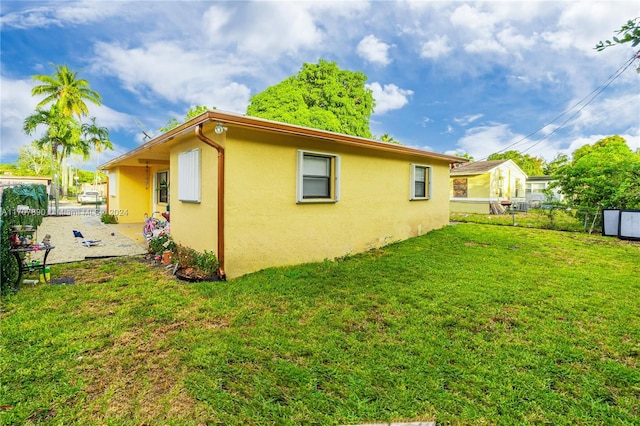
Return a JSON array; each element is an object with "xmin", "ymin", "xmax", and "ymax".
[
  {"xmin": 296, "ymin": 150, "xmax": 340, "ymax": 203},
  {"xmin": 410, "ymin": 163, "xmax": 432, "ymax": 201},
  {"xmin": 178, "ymin": 149, "xmax": 201, "ymax": 203}
]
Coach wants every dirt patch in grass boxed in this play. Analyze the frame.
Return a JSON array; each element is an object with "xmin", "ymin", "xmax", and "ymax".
[{"xmin": 79, "ymin": 320, "xmax": 199, "ymax": 423}]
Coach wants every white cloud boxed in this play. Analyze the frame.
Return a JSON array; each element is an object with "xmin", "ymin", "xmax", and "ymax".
[
  {"xmin": 0, "ymin": 77, "xmax": 41, "ymax": 160},
  {"xmin": 496, "ymin": 27, "xmax": 536, "ymax": 52},
  {"xmin": 0, "ymin": 76, "xmax": 140, "ymax": 163},
  {"xmin": 90, "ymin": 41, "xmax": 252, "ymax": 112},
  {"xmin": 0, "ymin": 2, "xmax": 128, "ymax": 29},
  {"xmin": 464, "ymin": 38, "xmax": 507, "ymax": 55},
  {"xmin": 203, "ymin": 2, "xmax": 325, "ymax": 58},
  {"xmin": 449, "ymin": 4, "xmax": 497, "ymax": 38},
  {"xmin": 357, "ymin": 35, "xmax": 392, "ymax": 65},
  {"xmin": 456, "ymin": 124, "xmax": 522, "ymax": 160},
  {"xmin": 367, "ymin": 82, "xmax": 414, "ymax": 115},
  {"xmin": 568, "ymin": 93, "xmax": 640, "ymax": 135},
  {"xmin": 420, "ymin": 35, "xmax": 452, "ymax": 59},
  {"xmin": 454, "ymin": 114, "xmax": 484, "ymax": 126}
]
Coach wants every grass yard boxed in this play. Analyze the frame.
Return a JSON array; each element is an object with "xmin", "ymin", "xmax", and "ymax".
[
  {"xmin": 450, "ymin": 208, "xmax": 596, "ymax": 233},
  {"xmin": 1, "ymin": 224, "xmax": 639, "ymax": 425}
]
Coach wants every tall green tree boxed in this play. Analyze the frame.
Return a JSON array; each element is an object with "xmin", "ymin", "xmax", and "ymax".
[
  {"xmin": 23, "ymin": 106, "xmax": 84, "ymax": 165},
  {"xmin": 595, "ymin": 17, "xmax": 640, "ymax": 51},
  {"xmin": 247, "ymin": 60, "xmax": 375, "ymax": 138},
  {"xmin": 82, "ymin": 117, "xmax": 113, "ymax": 185},
  {"xmin": 15, "ymin": 142, "xmax": 52, "ymax": 176},
  {"xmin": 553, "ymin": 136, "xmax": 640, "ymax": 209},
  {"xmin": 81, "ymin": 117, "xmax": 112, "ymax": 156},
  {"xmin": 159, "ymin": 105, "xmax": 215, "ymax": 133},
  {"xmin": 31, "ymin": 64, "xmax": 102, "ymax": 118},
  {"xmin": 27, "ymin": 64, "xmax": 104, "ymax": 209},
  {"xmin": 379, "ymin": 133, "xmax": 400, "ymax": 144},
  {"xmin": 487, "ymin": 150, "xmax": 546, "ymax": 176},
  {"xmin": 543, "ymin": 153, "xmax": 569, "ymax": 176},
  {"xmin": 455, "ymin": 152, "xmax": 475, "ymax": 161},
  {"xmin": 23, "ymin": 105, "xmax": 84, "ymax": 208}
]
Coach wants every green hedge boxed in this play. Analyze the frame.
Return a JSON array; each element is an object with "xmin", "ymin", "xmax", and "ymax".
[{"xmin": 1, "ymin": 184, "xmax": 48, "ymax": 294}]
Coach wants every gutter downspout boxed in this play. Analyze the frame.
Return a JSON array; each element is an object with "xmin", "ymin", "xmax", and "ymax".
[{"xmin": 195, "ymin": 123, "xmax": 226, "ymax": 280}]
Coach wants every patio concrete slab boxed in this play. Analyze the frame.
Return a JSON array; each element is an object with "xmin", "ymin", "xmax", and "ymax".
[{"xmin": 33, "ymin": 214, "xmax": 146, "ymax": 265}]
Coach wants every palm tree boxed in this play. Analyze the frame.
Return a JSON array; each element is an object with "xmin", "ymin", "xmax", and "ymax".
[
  {"xmin": 23, "ymin": 105, "xmax": 84, "ymax": 212},
  {"xmin": 81, "ymin": 117, "xmax": 113, "ymax": 186},
  {"xmin": 31, "ymin": 64, "xmax": 102, "ymax": 118},
  {"xmin": 379, "ymin": 133, "xmax": 400, "ymax": 144},
  {"xmin": 23, "ymin": 106, "xmax": 83, "ymax": 163}
]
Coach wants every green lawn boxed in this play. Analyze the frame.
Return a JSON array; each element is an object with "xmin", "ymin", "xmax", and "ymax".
[
  {"xmin": 1, "ymin": 224, "xmax": 639, "ymax": 425},
  {"xmin": 451, "ymin": 208, "xmax": 596, "ymax": 232}
]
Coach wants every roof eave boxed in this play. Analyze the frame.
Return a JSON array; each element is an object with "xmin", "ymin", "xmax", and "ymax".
[{"xmin": 100, "ymin": 110, "xmax": 468, "ymax": 169}]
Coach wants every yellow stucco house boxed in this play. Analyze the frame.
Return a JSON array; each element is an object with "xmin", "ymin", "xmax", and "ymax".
[
  {"xmin": 450, "ymin": 159, "xmax": 528, "ymax": 214},
  {"xmin": 100, "ymin": 110, "xmax": 466, "ymax": 279}
]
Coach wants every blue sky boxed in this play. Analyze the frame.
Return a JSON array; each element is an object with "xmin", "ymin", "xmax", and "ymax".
[{"xmin": 1, "ymin": 0, "xmax": 639, "ymax": 170}]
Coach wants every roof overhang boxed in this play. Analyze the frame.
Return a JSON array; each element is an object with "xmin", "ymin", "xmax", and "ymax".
[{"xmin": 100, "ymin": 110, "xmax": 468, "ymax": 169}]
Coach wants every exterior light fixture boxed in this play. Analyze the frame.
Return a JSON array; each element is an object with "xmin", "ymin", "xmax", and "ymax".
[{"xmin": 214, "ymin": 122, "xmax": 228, "ymax": 134}]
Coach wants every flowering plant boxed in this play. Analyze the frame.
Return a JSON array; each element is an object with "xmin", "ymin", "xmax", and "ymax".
[{"xmin": 148, "ymin": 233, "xmax": 176, "ymax": 255}]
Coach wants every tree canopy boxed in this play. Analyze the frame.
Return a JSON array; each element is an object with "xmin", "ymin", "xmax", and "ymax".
[
  {"xmin": 246, "ymin": 60, "xmax": 375, "ymax": 138},
  {"xmin": 23, "ymin": 105, "xmax": 84, "ymax": 164},
  {"xmin": 595, "ymin": 17, "xmax": 640, "ymax": 51},
  {"xmin": 159, "ymin": 105, "xmax": 215, "ymax": 133},
  {"xmin": 487, "ymin": 150, "xmax": 546, "ymax": 176},
  {"xmin": 553, "ymin": 136, "xmax": 640, "ymax": 209},
  {"xmin": 31, "ymin": 64, "xmax": 102, "ymax": 118}
]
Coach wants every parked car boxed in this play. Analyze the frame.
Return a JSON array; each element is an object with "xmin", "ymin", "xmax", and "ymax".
[{"xmin": 77, "ymin": 191, "xmax": 103, "ymax": 204}]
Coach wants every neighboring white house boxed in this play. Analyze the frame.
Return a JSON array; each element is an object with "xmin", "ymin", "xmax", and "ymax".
[{"xmin": 526, "ymin": 176, "xmax": 563, "ymax": 207}]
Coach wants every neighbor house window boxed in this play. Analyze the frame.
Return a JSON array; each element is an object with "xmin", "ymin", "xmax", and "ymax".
[
  {"xmin": 178, "ymin": 149, "xmax": 201, "ymax": 203},
  {"xmin": 296, "ymin": 150, "xmax": 340, "ymax": 203},
  {"xmin": 156, "ymin": 170, "xmax": 169, "ymax": 203},
  {"xmin": 453, "ymin": 178, "xmax": 468, "ymax": 198},
  {"xmin": 410, "ymin": 164, "xmax": 431, "ymax": 200}
]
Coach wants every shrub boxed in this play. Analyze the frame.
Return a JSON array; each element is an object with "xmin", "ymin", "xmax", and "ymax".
[
  {"xmin": 100, "ymin": 212, "xmax": 119, "ymax": 224},
  {"xmin": 172, "ymin": 244, "xmax": 219, "ymax": 277},
  {"xmin": 1, "ymin": 184, "xmax": 48, "ymax": 294},
  {"xmin": 147, "ymin": 233, "xmax": 175, "ymax": 255}
]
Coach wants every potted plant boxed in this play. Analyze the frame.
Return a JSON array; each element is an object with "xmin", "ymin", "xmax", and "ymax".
[{"xmin": 147, "ymin": 232, "xmax": 175, "ymax": 262}]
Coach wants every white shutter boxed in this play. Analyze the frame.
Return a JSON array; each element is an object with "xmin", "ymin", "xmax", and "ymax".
[
  {"xmin": 178, "ymin": 149, "xmax": 201, "ymax": 203},
  {"xmin": 108, "ymin": 171, "xmax": 117, "ymax": 196}
]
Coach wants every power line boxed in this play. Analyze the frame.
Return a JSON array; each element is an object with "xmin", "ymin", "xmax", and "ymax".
[
  {"xmin": 526, "ymin": 94, "xmax": 638, "ymax": 158},
  {"xmin": 478, "ymin": 50, "xmax": 639, "ymax": 160},
  {"xmin": 520, "ymin": 53, "xmax": 638, "ymax": 154}
]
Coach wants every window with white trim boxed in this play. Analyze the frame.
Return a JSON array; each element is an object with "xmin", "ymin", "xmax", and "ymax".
[
  {"xmin": 410, "ymin": 164, "xmax": 431, "ymax": 200},
  {"xmin": 178, "ymin": 149, "xmax": 201, "ymax": 203},
  {"xmin": 296, "ymin": 150, "xmax": 340, "ymax": 203}
]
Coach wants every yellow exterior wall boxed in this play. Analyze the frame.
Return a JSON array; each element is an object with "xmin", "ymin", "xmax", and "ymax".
[
  {"xmin": 217, "ymin": 127, "xmax": 451, "ymax": 278},
  {"xmin": 107, "ymin": 166, "xmax": 150, "ymax": 223},
  {"xmin": 105, "ymin": 125, "xmax": 456, "ymax": 280}
]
